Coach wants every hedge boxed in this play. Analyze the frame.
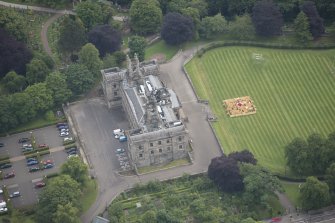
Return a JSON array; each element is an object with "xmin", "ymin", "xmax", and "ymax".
[
  {"xmin": 65, "ymin": 144, "xmax": 77, "ymax": 150},
  {"xmin": 23, "ymin": 147, "xmax": 49, "ymax": 156},
  {"xmin": 196, "ymin": 40, "xmax": 335, "ymax": 57},
  {"xmin": 0, "ymin": 156, "xmax": 10, "ymax": 162},
  {"xmin": 0, "ymin": 159, "xmax": 10, "ymax": 165},
  {"xmin": 63, "ymin": 140, "xmax": 76, "ymax": 146},
  {"xmin": 25, "ymin": 150, "xmax": 50, "ymax": 158}
]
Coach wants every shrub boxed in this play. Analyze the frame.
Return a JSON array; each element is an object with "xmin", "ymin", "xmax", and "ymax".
[
  {"xmin": 65, "ymin": 143, "xmax": 77, "ymax": 149},
  {"xmin": 63, "ymin": 140, "xmax": 76, "ymax": 146},
  {"xmin": 0, "ymin": 160, "xmax": 10, "ymax": 165},
  {"xmin": 0, "ymin": 156, "xmax": 10, "ymax": 162}
]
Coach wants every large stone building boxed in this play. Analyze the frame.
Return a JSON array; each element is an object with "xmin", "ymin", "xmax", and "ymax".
[{"xmin": 101, "ymin": 55, "xmax": 189, "ymax": 168}]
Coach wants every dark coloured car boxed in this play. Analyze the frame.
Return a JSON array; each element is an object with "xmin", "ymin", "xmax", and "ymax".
[
  {"xmin": 0, "ymin": 143, "xmax": 4, "ymax": 147},
  {"xmin": 66, "ymin": 148, "xmax": 77, "ymax": 154},
  {"xmin": 29, "ymin": 166, "xmax": 40, "ymax": 172},
  {"xmin": 67, "ymin": 150, "xmax": 77, "ymax": 156},
  {"xmin": 18, "ymin": 137, "xmax": 30, "ymax": 143},
  {"xmin": 9, "ymin": 191, "xmax": 20, "ymax": 198},
  {"xmin": 22, "ymin": 147, "xmax": 34, "ymax": 152},
  {"xmin": 4, "ymin": 172, "xmax": 15, "ymax": 179},
  {"xmin": 58, "ymin": 125, "xmax": 69, "ymax": 130},
  {"xmin": 35, "ymin": 182, "xmax": 46, "ymax": 188},
  {"xmin": 43, "ymin": 163, "xmax": 54, "ymax": 169},
  {"xmin": 26, "ymin": 158, "xmax": 37, "ymax": 163},
  {"xmin": 27, "ymin": 160, "xmax": 39, "ymax": 166},
  {"xmin": 0, "ymin": 163, "xmax": 12, "ymax": 169}
]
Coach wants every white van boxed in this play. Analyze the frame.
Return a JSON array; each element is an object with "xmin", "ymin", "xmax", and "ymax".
[
  {"xmin": 0, "ymin": 201, "xmax": 6, "ymax": 208},
  {"xmin": 113, "ymin": 129, "xmax": 124, "ymax": 136}
]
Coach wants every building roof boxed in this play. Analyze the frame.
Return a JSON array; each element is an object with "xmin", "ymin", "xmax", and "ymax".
[
  {"xmin": 124, "ymin": 87, "xmax": 145, "ymax": 125},
  {"xmin": 130, "ymin": 125, "xmax": 186, "ymax": 142}
]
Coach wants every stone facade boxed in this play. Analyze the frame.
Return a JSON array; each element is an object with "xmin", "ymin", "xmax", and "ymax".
[{"xmin": 101, "ymin": 55, "xmax": 189, "ymax": 168}]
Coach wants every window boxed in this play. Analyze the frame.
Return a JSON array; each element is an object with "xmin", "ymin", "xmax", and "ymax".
[
  {"xmin": 159, "ymin": 148, "xmax": 162, "ymax": 153},
  {"xmin": 179, "ymin": 145, "xmax": 183, "ymax": 149},
  {"xmin": 113, "ymin": 84, "xmax": 116, "ymax": 88},
  {"xmin": 166, "ymin": 139, "xmax": 170, "ymax": 143},
  {"xmin": 158, "ymin": 141, "xmax": 161, "ymax": 145},
  {"xmin": 138, "ymin": 145, "xmax": 143, "ymax": 150},
  {"xmin": 139, "ymin": 153, "xmax": 143, "ymax": 158},
  {"xmin": 167, "ymin": 147, "xmax": 171, "ymax": 151},
  {"xmin": 178, "ymin": 136, "xmax": 182, "ymax": 142},
  {"xmin": 150, "ymin": 143, "xmax": 153, "ymax": 147},
  {"xmin": 151, "ymin": 150, "xmax": 154, "ymax": 154},
  {"xmin": 114, "ymin": 91, "xmax": 118, "ymax": 96}
]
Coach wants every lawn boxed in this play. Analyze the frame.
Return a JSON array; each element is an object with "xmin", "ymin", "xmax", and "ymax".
[
  {"xmin": 145, "ymin": 40, "xmax": 179, "ymax": 61},
  {"xmin": 185, "ymin": 47, "xmax": 335, "ymax": 174},
  {"xmin": 282, "ymin": 182, "xmax": 301, "ymax": 207},
  {"xmin": 79, "ymin": 179, "xmax": 98, "ymax": 212}
]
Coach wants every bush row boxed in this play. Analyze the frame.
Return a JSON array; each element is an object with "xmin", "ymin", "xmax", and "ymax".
[
  {"xmin": 65, "ymin": 144, "xmax": 77, "ymax": 150},
  {"xmin": 63, "ymin": 139, "xmax": 76, "ymax": 146},
  {"xmin": 23, "ymin": 147, "xmax": 49, "ymax": 156},
  {"xmin": 0, "ymin": 159, "xmax": 10, "ymax": 166},
  {"xmin": 196, "ymin": 41, "xmax": 335, "ymax": 57},
  {"xmin": 25, "ymin": 150, "xmax": 50, "ymax": 159},
  {"xmin": 0, "ymin": 155, "xmax": 10, "ymax": 162}
]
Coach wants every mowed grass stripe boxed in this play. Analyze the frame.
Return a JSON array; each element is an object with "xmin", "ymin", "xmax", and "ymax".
[{"xmin": 186, "ymin": 47, "xmax": 335, "ymax": 173}]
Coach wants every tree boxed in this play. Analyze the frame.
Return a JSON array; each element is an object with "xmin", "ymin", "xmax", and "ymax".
[
  {"xmin": 307, "ymin": 133, "xmax": 325, "ymax": 174},
  {"xmin": 180, "ymin": 7, "xmax": 201, "ymax": 39},
  {"xmin": 301, "ymin": 1, "xmax": 325, "ymax": 39},
  {"xmin": 0, "ymin": 96, "xmax": 18, "ymax": 133},
  {"xmin": 26, "ymin": 59, "xmax": 50, "ymax": 85},
  {"xmin": 161, "ymin": 12, "xmax": 194, "ymax": 45},
  {"xmin": 58, "ymin": 16, "xmax": 87, "ymax": 54},
  {"xmin": 2, "ymin": 71, "xmax": 26, "ymax": 93},
  {"xmin": 36, "ymin": 175, "xmax": 81, "ymax": 223},
  {"xmin": 156, "ymin": 209, "xmax": 181, "ymax": 223},
  {"xmin": 54, "ymin": 203, "xmax": 80, "ymax": 223},
  {"xmin": 294, "ymin": 11, "xmax": 312, "ymax": 44},
  {"xmin": 189, "ymin": 0, "xmax": 208, "ymax": 18},
  {"xmin": 45, "ymin": 72, "xmax": 72, "ymax": 107},
  {"xmin": 88, "ymin": 25, "xmax": 122, "ymax": 57},
  {"xmin": 208, "ymin": 155, "xmax": 244, "ymax": 192},
  {"xmin": 285, "ymin": 138, "xmax": 310, "ymax": 175},
  {"xmin": 9, "ymin": 92, "xmax": 36, "ymax": 124},
  {"xmin": 0, "ymin": 8, "xmax": 28, "ymax": 42},
  {"xmin": 252, "ymin": 0, "xmax": 283, "ymax": 37},
  {"xmin": 314, "ymin": 0, "xmax": 335, "ymax": 24},
  {"xmin": 228, "ymin": 149, "xmax": 257, "ymax": 165},
  {"xmin": 108, "ymin": 202, "xmax": 124, "ymax": 222},
  {"xmin": 128, "ymin": 36, "xmax": 147, "ymax": 61},
  {"xmin": 0, "ymin": 28, "xmax": 32, "ymax": 78},
  {"xmin": 229, "ymin": 14, "xmax": 255, "ymax": 40},
  {"xmin": 103, "ymin": 54, "xmax": 117, "ymax": 69},
  {"xmin": 240, "ymin": 164, "xmax": 282, "ymax": 205},
  {"xmin": 76, "ymin": 1, "xmax": 104, "ymax": 30},
  {"xmin": 300, "ymin": 176, "xmax": 330, "ymax": 211},
  {"xmin": 130, "ymin": 0, "xmax": 163, "ymax": 35},
  {"xmin": 141, "ymin": 210, "xmax": 157, "ymax": 223},
  {"xmin": 65, "ymin": 64, "xmax": 94, "ymax": 95},
  {"xmin": 78, "ymin": 43, "xmax": 103, "ymax": 77},
  {"xmin": 325, "ymin": 163, "xmax": 335, "ymax": 194},
  {"xmin": 25, "ymin": 83, "xmax": 53, "ymax": 113},
  {"xmin": 321, "ymin": 132, "xmax": 335, "ymax": 173},
  {"xmin": 167, "ymin": 0, "xmax": 188, "ymax": 13},
  {"xmin": 199, "ymin": 14, "xmax": 227, "ymax": 39},
  {"xmin": 61, "ymin": 157, "xmax": 88, "ymax": 185}
]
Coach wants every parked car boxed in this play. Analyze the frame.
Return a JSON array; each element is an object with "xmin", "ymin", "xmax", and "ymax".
[
  {"xmin": 9, "ymin": 191, "xmax": 20, "ymax": 198},
  {"xmin": 0, "ymin": 143, "xmax": 4, "ymax": 147},
  {"xmin": 57, "ymin": 124, "xmax": 68, "ymax": 129},
  {"xmin": 67, "ymin": 150, "xmax": 77, "ymax": 156},
  {"xmin": 22, "ymin": 143, "xmax": 32, "ymax": 148},
  {"xmin": 60, "ymin": 128, "xmax": 69, "ymax": 132},
  {"xmin": 41, "ymin": 159, "xmax": 53, "ymax": 165},
  {"xmin": 22, "ymin": 147, "xmax": 34, "ymax": 152},
  {"xmin": 38, "ymin": 144, "xmax": 48, "ymax": 148},
  {"xmin": 119, "ymin": 135, "xmax": 127, "ymax": 142},
  {"xmin": 116, "ymin": 148, "xmax": 125, "ymax": 153},
  {"xmin": 60, "ymin": 132, "xmax": 69, "ymax": 137},
  {"xmin": 66, "ymin": 148, "xmax": 77, "ymax": 154},
  {"xmin": 43, "ymin": 163, "xmax": 54, "ymax": 169},
  {"xmin": 26, "ymin": 158, "xmax": 37, "ymax": 162},
  {"xmin": 0, "ymin": 207, "xmax": 8, "ymax": 213},
  {"xmin": 27, "ymin": 160, "xmax": 39, "ymax": 166},
  {"xmin": 56, "ymin": 122, "xmax": 67, "ymax": 128},
  {"xmin": 64, "ymin": 137, "xmax": 73, "ymax": 142},
  {"xmin": 35, "ymin": 182, "xmax": 46, "ymax": 188},
  {"xmin": 0, "ymin": 163, "xmax": 12, "ymax": 169},
  {"xmin": 0, "ymin": 189, "xmax": 3, "ymax": 194},
  {"xmin": 67, "ymin": 154, "xmax": 78, "ymax": 159},
  {"xmin": 18, "ymin": 137, "xmax": 30, "ymax": 143},
  {"xmin": 4, "ymin": 172, "xmax": 15, "ymax": 179},
  {"xmin": 29, "ymin": 166, "xmax": 40, "ymax": 172}
]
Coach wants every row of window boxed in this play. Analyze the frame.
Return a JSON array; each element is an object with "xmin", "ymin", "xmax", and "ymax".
[
  {"xmin": 140, "ymin": 136, "xmax": 183, "ymax": 148},
  {"xmin": 138, "ymin": 145, "xmax": 184, "ymax": 158}
]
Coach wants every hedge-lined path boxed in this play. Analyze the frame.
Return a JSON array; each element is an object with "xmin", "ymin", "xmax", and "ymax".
[{"xmin": 9, "ymin": 146, "xmax": 64, "ymax": 162}]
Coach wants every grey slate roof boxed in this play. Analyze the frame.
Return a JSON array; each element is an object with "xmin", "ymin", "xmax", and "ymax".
[{"xmin": 124, "ymin": 87, "xmax": 145, "ymax": 124}]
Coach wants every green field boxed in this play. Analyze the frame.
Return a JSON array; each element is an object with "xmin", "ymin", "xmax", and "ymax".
[{"xmin": 185, "ymin": 47, "xmax": 335, "ymax": 174}]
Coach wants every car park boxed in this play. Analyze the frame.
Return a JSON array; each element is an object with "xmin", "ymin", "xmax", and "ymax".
[
  {"xmin": 18, "ymin": 138, "xmax": 30, "ymax": 143},
  {"xmin": 4, "ymin": 172, "xmax": 15, "ymax": 179},
  {"xmin": 29, "ymin": 166, "xmax": 40, "ymax": 172},
  {"xmin": 35, "ymin": 182, "xmax": 46, "ymax": 188},
  {"xmin": 27, "ymin": 160, "xmax": 39, "ymax": 166},
  {"xmin": 9, "ymin": 191, "xmax": 20, "ymax": 198},
  {"xmin": 43, "ymin": 163, "xmax": 54, "ymax": 169},
  {"xmin": 0, "ymin": 163, "xmax": 12, "ymax": 169}
]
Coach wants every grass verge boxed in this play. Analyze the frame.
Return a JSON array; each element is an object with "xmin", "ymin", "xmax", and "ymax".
[
  {"xmin": 145, "ymin": 40, "xmax": 179, "ymax": 61},
  {"xmin": 282, "ymin": 182, "xmax": 301, "ymax": 207},
  {"xmin": 80, "ymin": 178, "xmax": 98, "ymax": 213},
  {"xmin": 137, "ymin": 158, "xmax": 190, "ymax": 174}
]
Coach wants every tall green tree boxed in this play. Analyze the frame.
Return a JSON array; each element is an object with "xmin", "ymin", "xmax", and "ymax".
[
  {"xmin": 300, "ymin": 176, "xmax": 330, "ymax": 211},
  {"xmin": 10, "ymin": 92, "xmax": 36, "ymax": 124},
  {"xmin": 199, "ymin": 14, "xmax": 227, "ymax": 39},
  {"xmin": 130, "ymin": 0, "xmax": 163, "ymax": 35},
  {"xmin": 128, "ymin": 36, "xmax": 147, "ymax": 61},
  {"xmin": 229, "ymin": 14, "xmax": 255, "ymax": 40},
  {"xmin": 61, "ymin": 157, "xmax": 88, "ymax": 185},
  {"xmin": 285, "ymin": 138, "xmax": 310, "ymax": 175},
  {"xmin": 0, "ymin": 96, "xmax": 18, "ymax": 133},
  {"xmin": 45, "ymin": 72, "xmax": 72, "ymax": 107},
  {"xmin": 141, "ymin": 210, "xmax": 157, "ymax": 223},
  {"xmin": 325, "ymin": 163, "xmax": 335, "ymax": 194},
  {"xmin": 54, "ymin": 203, "xmax": 81, "ymax": 223},
  {"xmin": 0, "ymin": 8, "xmax": 28, "ymax": 42},
  {"xmin": 36, "ymin": 175, "xmax": 81, "ymax": 223},
  {"xmin": 65, "ymin": 64, "xmax": 94, "ymax": 95},
  {"xmin": 25, "ymin": 83, "xmax": 53, "ymax": 113},
  {"xmin": 58, "ymin": 16, "xmax": 87, "ymax": 54},
  {"xmin": 294, "ymin": 11, "xmax": 312, "ymax": 44},
  {"xmin": 78, "ymin": 43, "xmax": 102, "ymax": 77},
  {"xmin": 76, "ymin": 1, "xmax": 104, "ymax": 30},
  {"xmin": 301, "ymin": 1, "xmax": 325, "ymax": 38},
  {"xmin": 26, "ymin": 59, "xmax": 50, "ymax": 85},
  {"xmin": 2, "ymin": 71, "xmax": 26, "ymax": 93}
]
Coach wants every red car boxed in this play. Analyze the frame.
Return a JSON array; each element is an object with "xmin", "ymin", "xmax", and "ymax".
[
  {"xmin": 38, "ymin": 144, "xmax": 48, "ymax": 148},
  {"xmin": 4, "ymin": 171, "xmax": 15, "ymax": 179},
  {"xmin": 271, "ymin": 217, "xmax": 282, "ymax": 222},
  {"xmin": 35, "ymin": 182, "xmax": 46, "ymax": 188},
  {"xmin": 41, "ymin": 159, "xmax": 53, "ymax": 165}
]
